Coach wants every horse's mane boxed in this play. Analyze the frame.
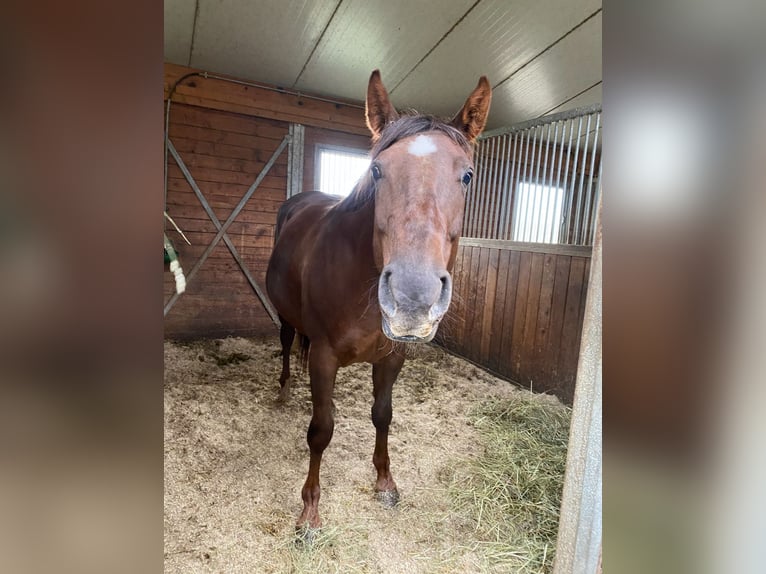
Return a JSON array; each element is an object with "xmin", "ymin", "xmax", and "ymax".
[{"xmin": 334, "ymin": 113, "xmax": 472, "ymax": 213}]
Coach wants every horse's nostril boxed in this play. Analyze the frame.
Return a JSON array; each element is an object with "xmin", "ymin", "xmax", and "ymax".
[{"xmin": 378, "ymin": 267, "xmax": 397, "ymax": 317}]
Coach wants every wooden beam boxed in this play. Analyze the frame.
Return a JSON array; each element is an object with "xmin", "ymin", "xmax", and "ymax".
[
  {"xmin": 459, "ymin": 237, "xmax": 593, "ymax": 258},
  {"xmin": 164, "ymin": 63, "xmax": 369, "ymax": 136}
]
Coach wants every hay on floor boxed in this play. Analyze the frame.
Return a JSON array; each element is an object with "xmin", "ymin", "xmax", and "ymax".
[{"xmin": 164, "ymin": 337, "xmax": 570, "ymax": 573}]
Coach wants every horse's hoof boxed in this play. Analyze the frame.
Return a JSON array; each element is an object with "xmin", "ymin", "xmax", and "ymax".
[
  {"xmin": 375, "ymin": 489, "xmax": 400, "ymax": 508},
  {"xmin": 294, "ymin": 524, "xmax": 321, "ymax": 546}
]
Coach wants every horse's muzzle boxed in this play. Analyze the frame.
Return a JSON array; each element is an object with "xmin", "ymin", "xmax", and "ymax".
[{"xmin": 378, "ymin": 264, "xmax": 452, "ymax": 342}]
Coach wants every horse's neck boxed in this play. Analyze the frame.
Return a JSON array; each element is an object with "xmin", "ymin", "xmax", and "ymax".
[{"xmin": 326, "ymin": 199, "xmax": 377, "ymax": 272}]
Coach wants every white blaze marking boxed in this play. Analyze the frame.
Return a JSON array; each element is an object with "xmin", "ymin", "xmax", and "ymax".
[{"xmin": 408, "ymin": 134, "xmax": 437, "ymax": 157}]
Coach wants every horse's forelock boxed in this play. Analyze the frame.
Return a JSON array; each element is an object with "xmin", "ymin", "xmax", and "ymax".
[{"xmin": 335, "ymin": 114, "xmax": 472, "ymax": 212}]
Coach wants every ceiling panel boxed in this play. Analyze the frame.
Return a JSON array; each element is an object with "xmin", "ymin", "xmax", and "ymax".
[
  {"xmin": 391, "ymin": 0, "xmax": 601, "ymax": 124},
  {"xmin": 189, "ymin": 0, "xmax": 340, "ymax": 88},
  {"xmin": 164, "ymin": 0, "xmax": 197, "ymax": 65},
  {"xmin": 294, "ymin": 0, "xmax": 475, "ymax": 100},
  {"xmin": 489, "ymin": 11, "xmax": 601, "ymax": 125},
  {"xmin": 547, "ymin": 82, "xmax": 602, "ymax": 116},
  {"xmin": 163, "ymin": 0, "xmax": 602, "ymax": 130}
]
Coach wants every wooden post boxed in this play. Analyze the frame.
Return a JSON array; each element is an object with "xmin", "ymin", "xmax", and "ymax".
[{"xmin": 553, "ymin": 197, "xmax": 602, "ymax": 574}]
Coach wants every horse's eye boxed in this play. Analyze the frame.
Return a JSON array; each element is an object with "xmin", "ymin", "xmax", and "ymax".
[
  {"xmin": 371, "ymin": 164, "xmax": 383, "ymax": 181},
  {"xmin": 462, "ymin": 170, "xmax": 473, "ymax": 186}
]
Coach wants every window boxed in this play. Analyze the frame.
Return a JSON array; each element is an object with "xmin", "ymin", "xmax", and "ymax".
[
  {"xmin": 511, "ymin": 182, "xmax": 565, "ymax": 243},
  {"xmin": 315, "ymin": 146, "xmax": 370, "ymax": 197}
]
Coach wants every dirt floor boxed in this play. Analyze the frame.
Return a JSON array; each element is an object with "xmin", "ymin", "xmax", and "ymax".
[{"xmin": 164, "ymin": 337, "xmax": 564, "ymax": 573}]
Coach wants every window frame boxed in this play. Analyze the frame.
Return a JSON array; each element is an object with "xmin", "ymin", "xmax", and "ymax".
[{"xmin": 313, "ymin": 143, "xmax": 370, "ymax": 196}]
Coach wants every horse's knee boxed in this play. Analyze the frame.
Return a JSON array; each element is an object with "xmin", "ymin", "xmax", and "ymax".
[
  {"xmin": 371, "ymin": 400, "xmax": 392, "ymax": 432},
  {"xmin": 307, "ymin": 414, "xmax": 334, "ymax": 453}
]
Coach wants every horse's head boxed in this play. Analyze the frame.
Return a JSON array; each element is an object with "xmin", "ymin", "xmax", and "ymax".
[{"xmin": 365, "ymin": 70, "xmax": 492, "ymax": 343}]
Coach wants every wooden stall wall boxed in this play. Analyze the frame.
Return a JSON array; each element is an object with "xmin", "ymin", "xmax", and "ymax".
[
  {"xmin": 436, "ymin": 241, "xmax": 591, "ymax": 405},
  {"xmin": 164, "ymin": 105, "xmax": 289, "ymax": 338},
  {"xmin": 164, "ymin": 64, "xmax": 367, "ymax": 339}
]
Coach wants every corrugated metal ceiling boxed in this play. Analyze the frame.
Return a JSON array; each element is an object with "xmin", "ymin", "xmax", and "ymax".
[{"xmin": 164, "ymin": 0, "xmax": 601, "ymax": 130}]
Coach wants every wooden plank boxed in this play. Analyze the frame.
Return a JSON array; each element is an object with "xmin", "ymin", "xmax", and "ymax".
[
  {"xmin": 464, "ymin": 248, "xmax": 481, "ymax": 360},
  {"xmin": 498, "ymin": 250, "xmax": 522, "ymax": 377},
  {"xmin": 488, "ymin": 249, "xmax": 512, "ymax": 373},
  {"xmin": 166, "ymin": 189, "xmax": 282, "ymax": 215},
  {"xmin": 164, "ymin": 63, "xmax": 367, "ymax": 131},
  {"xmin": 459, "ymin": 237, "xmax": 593, "ymax": 257},
  {"xmin": 468, "ymin": 248, "xmax": 490, "ymax": 362},
  {"xmin": 164, "ymin": 217, "xmax": 274, "ymax": 238},
  {"xmin": 479, "ymin": 248, "xmax": 500, "ymax": 365},
  {"xmin": 168, "ymin": 124, "xmax": 290, "ymax": 160},
  {"xmin": 533, "ymin": 253, "xmax": 557, "ymax": 392},
  {"xmin": 452, "ymin": 246, "xmax": 469, "ymax": 355},
  {"xmin": 510, "ymin": 251, "xmax": 533, "ymax": 380},
  {"xmin": 519, "ymin": 253, "xmax": 545, "ymax": 389},
  {"xmin": 167, "ymin": 163, "xmax": 286, "ymax": 188},
  {"xmin": 166, "ymin": 204, "xmax": 277, "ymax": 226},
  {"xmin": 166, "ymin": 177, "xmax": 287, "ymax": 200},
  {"xmin": 168, "ymin": 149, "xmax": 288, "ymax": 177},
  {"xmin": 171, "ymin": 135, "xmax": 282, "ymax": 163},
  {"xmin": 557, "ymin": 257, "xmax": 588, "ymax": 403},
  {"xmin": 171, "ymin": 79, "xmax": 366, "ymax": 128},
  {"xmin": 168, "ymin": 92, "xmax": 368, "ymax": 136},
  {"xmin": 545, "ymin": 255, "xmax": 573, "ymax": 384},
  {"xmin": 170, "ymin": 104, "xmax": 289, "ymax": 139}
]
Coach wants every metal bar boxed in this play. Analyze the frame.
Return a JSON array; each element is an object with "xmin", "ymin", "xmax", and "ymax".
[
  {"xmin": 466, "ymin": 139, "xmax": 485, "ymax": 237},
  {"xmin": 529, "ymin": 125, "xmax": 546, "ymax": 242},
  {"xmin": 484, "ymin": 136, "xmax": 506, "ymax": 239},
  {"xmin": 482, "ymin": 135, "xmax": 499, "ymax": 238},
  {"xmin": 486, "ymin": 134, "xmax": 506, "ymax": 239},
  {"xmin": 479, "ymin": 103, "xmax": 602, "ymax": 140},
  {"xmin": 582, "ymin": 113, "xmax": 601, "ymax": 245},
  {"xmin": 535, "ymin": 122, "xmax": 553, "ymax": 243},
  {"xmin": 164, "ymin": 136, "xmax": 289, "ymax": 319},
  {"xmin": 514, "ymin": 127, "xmax": 534, "ymax": 241},
  {"xmin": 493, "ymin": 134, "xmax": 510, "ymax": 239},
  {"xmin": 559, "ymin": 119, "xmax": 576, "ymax": 243},
  {"xmin": 552, "ymin": 197, "xmax": 602, "ymax": 574},
  {"xmin": 524, "ymin": 126, "xmax": 544, "ymax": 242},
  {"xmin": 475, "ymin": 136, "xmax": 494, "ymax": 238},
  {"xmin": 552, "ymin": 119, "xmax": 568, "ymax": 243},
  {"xmin": 541, "ymin": 121, "xmax": 560, "ymax": 243},
  {"xmin": 573, "ymin": 114, "xmax": 593, "ymax": 245},
  {"xmin": 475, "ymin": 137, "xmax": 491, "ymax": 238},
  {"xmin": 465, "ymin": 140, "xmax": 480, "ymax": 236},
  {"xmin": 497, "ymin": 132, "xmax": 517, "ymax": 240},
  {"xmin": 587, "ymin": 150, "xmax": 603, "ymax": 245},
  {"xmin": 507, "ymin": 130, "xmax": 526, "ymax": 240},
  {"xmin": 564, "ymin": 116, "xmax": 584, "ymax": 244}
]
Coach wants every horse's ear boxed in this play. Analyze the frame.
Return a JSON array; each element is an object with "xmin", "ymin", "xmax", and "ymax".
[
  {"xmin": 366, "ymin": 70, "xmax": 399, "ymax": 140},
  {"xmin": 451, "ymin": 76, "xmax": 492, "ymax": 142}
]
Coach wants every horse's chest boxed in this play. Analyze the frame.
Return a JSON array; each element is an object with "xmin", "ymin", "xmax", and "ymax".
[{"xmin": 334, "ymin": 328, "xmax": 392, "ymax": 366}]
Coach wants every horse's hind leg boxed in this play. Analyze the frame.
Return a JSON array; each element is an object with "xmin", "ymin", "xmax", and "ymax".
[
  {"xmin": 371, "ymin": 350, "xmax": 405, "ymax": 508},
  {"xmin": 278, "ymin": 316, "xmax": 295, "ymax": 402}
]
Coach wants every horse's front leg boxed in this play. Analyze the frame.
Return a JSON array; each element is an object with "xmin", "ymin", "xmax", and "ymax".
[
  {"xmin": 297, "ymin": 342, "xmax": 338, "ymax": 531},
  {"xmin": 371, "ymin": 350, "xmax": 405, "ymax": 507}
]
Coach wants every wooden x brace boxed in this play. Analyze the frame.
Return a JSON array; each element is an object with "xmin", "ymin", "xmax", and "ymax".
[{"xmin": 163, "ymin": 136, "xmax": 287, "ymax": 326}]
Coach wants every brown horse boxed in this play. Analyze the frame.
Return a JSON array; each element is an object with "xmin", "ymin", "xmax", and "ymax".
[{"xmin": 265, "ymin": 70, "xmax": 491, "ymax": 532}]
